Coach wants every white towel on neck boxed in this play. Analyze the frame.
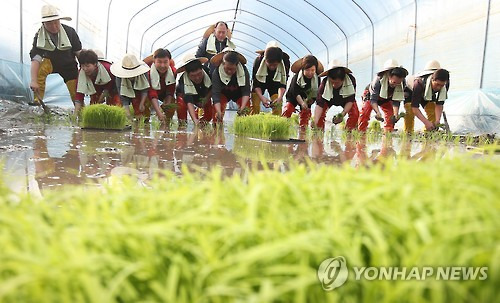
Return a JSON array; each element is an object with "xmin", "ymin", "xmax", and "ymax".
[
  {"xmin": 120, "ymin": 74, "xmax": 150, "ymax": 98},
  {"xmin": 255, "ymin": 58, "xmax": 287, "ymax": 85},
  {"xmin": 77, "ymin": 62, "xmax": 112, "ymax": 95},
  {"xmin": 36, "ymin": 25, "xmax": 72, "ymax": 51},
  {"xmin": 218, "ymin": 63, "xmax": 246, "ymax": 87},
  {"xmin": 297, "ymin": 70, "xmax": 318, "ymax": 99},
  {"xmin": 206, "ymin": 34, "xmax": 236, "ymax": 55},
  {"xmin": 424, "ymin": 76, "xmax": 447, "ymax": 102},
  {"xmin": 380, "ymin": 73, "xmax": 404, "ymax": 101},
  {"xmin": 150, "ymin": 64, "xmax": 175, "ymax": 90},
  {"xmin": 322, "ymin": 75, "xmax": 355, "ymax": 100},
  {"xmin": 182, "ymin": 70, "xmax": 211, "ymax": 95}
]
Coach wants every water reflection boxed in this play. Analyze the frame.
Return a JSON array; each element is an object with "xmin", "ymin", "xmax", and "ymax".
[{"xmin": 0, "ymin": 120, "xmax": 465, "ymax": 194}]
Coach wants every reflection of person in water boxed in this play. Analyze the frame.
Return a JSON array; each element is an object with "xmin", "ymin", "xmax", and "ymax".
[
  {"xmin": 399, "ymin": 139, "xmax": 438, "ymax": 161},
  {"xmin": 32, "ymin": 128, "xmax": 83, "ymax": 190},
  {"xmin": 186, "ymin": 128, "xmax": 239, "ymax": 176},
  {"xmin": 371, "ymin": 135, "xmax": 396, "ymax": 164}
]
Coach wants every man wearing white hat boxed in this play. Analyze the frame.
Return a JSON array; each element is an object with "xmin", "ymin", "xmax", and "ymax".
[
  {"xmin": 403, "ymin": 60, "xmax": 450, "ymax": 132},
  {"xmin": 29, "ymin": 4, "xmax": 82, "ymax": 111},
  {"xmin": 210, "ymin": 48, "xmax": 251, "ymax": 122},
  {"xmin": 175, "ymin": 54, "xmax": 214, "ymax": 125},
  {"xmin": 196, "ymin": 22, "xmax": 236, "ymax": 74},
  {"xmin": 251, "ymin": 41, "xmax": 291, "ymax": 115},
  {"xmin": 282, "ymin": 55, "xmax": 323, "ymax": 128},
  {"xmin": 358, "ymin": 59, "xmax": 408, "ymax": 132},
  {"xmin": 314, "ymin": 60, "xmax": 359, "ymax": 130},
  {"xmin": 110, "ymin": 54, "xmax": 151, "ymax": 119},
  {"xmin": 75, "ymin": 49, "xmax": 120, "ymax": 108}
]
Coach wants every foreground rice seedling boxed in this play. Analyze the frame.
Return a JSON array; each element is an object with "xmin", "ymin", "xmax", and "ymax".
[
  {"xmin": 0, "ymin": 154, "xmax": 498, "ymax": 303},
  {"xmin": 81, "ymin": 104, "xmax": 128, "ymax": 130},
  {"xmin": 233, "ymin": 113, "xmax": 294, "ymax": 140}
]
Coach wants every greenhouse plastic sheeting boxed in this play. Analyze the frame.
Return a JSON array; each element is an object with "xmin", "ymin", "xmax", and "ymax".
[
  {"xmin": 1, "ymin": 0, "xmax": 499, "ymax": 133},
  {"xmin": 444, "ymin": 90, "xmax": 500, "ymax": 135}
]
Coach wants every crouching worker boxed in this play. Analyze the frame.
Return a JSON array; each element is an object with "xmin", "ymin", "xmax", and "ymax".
[
  {"xmin": 175, "ymin": 54, "xmax": 213, "ymax": 126},
  {"xmin": 144, "ymin": 48, "xmax": 178, "ymax": 123},
  {"xmin": 314, "ymin": 60, "xmax": 359, "ymax": 130},
  {"xmin": 110, "ymin": 54, "xmax": 151, "ymax": 119},
  {"xmin": 358, "ymin": 59, "xmax": 408, "ymax": 132},
  {"xmin": 210, "ymin": 48, "xmax": 251, "ymax": 123},
  {"xmin": 404, "ymin": 60, "xmax": 450, "ymax": 132},
  {"xmin": 29, "ymin": 4, "xmax": 82, "ymax": 113},
  {"xmin": 282, "ymin": 55, "xmax": 323, "ymax": 128},
  {"xmin": 75, "ymin": 49, "xmax": 120, "ymax": 107},
  {"xmin": 251, "ymin": 41, "xmax": 290, "ymax": 115}
]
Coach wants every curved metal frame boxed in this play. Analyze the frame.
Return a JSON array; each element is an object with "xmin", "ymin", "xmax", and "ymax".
[
  {"xmin": 163, "ymin": 25, "xmax": 214, "ymax": 49},
  {"xmin": 255, "ymin": 0, "xmax": 329, "ymax": 61},
  {"xmin": 480, "ymin": 0, "xmax": 491, "ymax": 89},
  {"xmin": 149, "ymin": 8, "xmax": 311, "ymax": 56},
  {"xmin": 20, "ymin": 0, "xmax": 24, "ymax": 63},
  {"xmin": 139, "ymin": 0, "xmax": 212, "ymax": 58},
  {"xmin": 230, "ymin": 37, "xmax": 263, "ymax": 52},
  {"xmin": 126, "ymin": 0, "xmax": 159, "ymax": 53},
  {"xmin": 352, "ymin": 0, "xmax": 375, "ymax": 76},
  {"xmin": 231, "ymin": 30, "xmax": 268, "ymax": 46},
  {"xmin": 104, "ymin": 0, "xmax": 390, "ymax": 78},
  {"xmin": 150, "ymin": 9, "xmax": 234, "ymax": 53},
  {"xmin": 412, "ymin": 0, "xmax": 418, "ymax": 74},
  {"xmin": 301, "ymin": 0, "xmax": 349, "ymax": 65},
  {"xmin": 163, "ymin": 19, "xmax": 300, "ymax": 60},
  {"xmin": 229, "ymin": 21, "xmax": 300, "ymax": 58},
  {"xmin": 105, "ymin": 0, "xmax": 113, "ymax": 58}
]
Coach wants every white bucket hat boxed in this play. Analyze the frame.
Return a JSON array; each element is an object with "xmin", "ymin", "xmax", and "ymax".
[
  {"xmin": 110, "ymin": 54, "xmax": 150, "ymax": 78},
  {"xmin": 176, "ymin": 53, "xmax": 209, "ymax": 73},
  {"xmin": 417, "ymin": 60, "xmax": 441, "ymax": 76},
  {"xmin": 378, "ymin": 59, "xmax": 408, "ymax": 75},
  {"xmin": 319, "ymin": 59, "xmax": 352, "ymax": 77},
  {"xmin": 41, "ymin": 4, "xmax": 72, "ymax": 22},
  {"xmin": 210, "ymin": 47, "xmax": 247, "ymax": 66}
]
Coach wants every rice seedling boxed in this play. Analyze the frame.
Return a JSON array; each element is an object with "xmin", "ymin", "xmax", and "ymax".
[
  {"xmin": 233, "ymin": 113, "xmax": 294, "ymax": 140},
  {"xmin": 137, "ymin": 115, "xmax": 147, "ymax": 129},
  {"xmin": 161, "ymin": 103, "xmax": 179, "ymax": 112},
  {"xmin": 0, "ymin": 153, "xmax": 498, "ymax": 303},
  {"xmin": 368, "ymin": 120, "xmax": 382, "ymax": 132},
  {"xmin": 236, "ymin": 107, "xmax": 252, "ymax": 116},
  {"xmin": 81, "ymin": 104, "xmax": 128, "ymax": 130},
  {"xmin": 290, "ymin": 113, "xmax": 299, "ymax": 125},
  {"xmin": 150, "ymin": 116, "xmax": 161, "ymax": 131}
]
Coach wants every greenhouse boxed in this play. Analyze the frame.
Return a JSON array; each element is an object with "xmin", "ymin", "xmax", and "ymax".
[{"xmin": 0, "ymin": 1, "xmax": 499, "ymax": 302}]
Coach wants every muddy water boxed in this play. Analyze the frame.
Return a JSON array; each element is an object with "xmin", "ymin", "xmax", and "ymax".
[{"xmin": 0, "ymin": 111, "xmax": 468, "ymax": 195}]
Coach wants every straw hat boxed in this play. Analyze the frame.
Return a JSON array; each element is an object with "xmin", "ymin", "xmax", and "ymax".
[
  {"xmin": 256, "ymin": 41, "xmax": 290, "ymax": 60},
  {"xmin": 319, "ymin": 59, "xmax": 352, "ymax": 77},
  {"xmin": 41, "ymin": 4, "xmax": 72, "ymax": 22},
  {"xmin": 176, "ymin": 53, "xmax": 208, "ymax": 73},
  {"xmin": 210, "ymin": 47, "xmax": 247, "ymax": 66},
  {"xmin": 417, "ymin": 60, "xmax": 441, "ymax": 76},
  {"xmin": 203, "ymin": 22, "xmax": 232, "ymax": 39},
  {"xmin": 378, "ymin": 59, "xmax": 408, "ymax": 75},
  {"xmin": 291, "ymin": 55, "xmax": 324, "ymax": 74},
  {"xmin": 110, "ymin": 54, "xmax": 150, "ymax": 78}
]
